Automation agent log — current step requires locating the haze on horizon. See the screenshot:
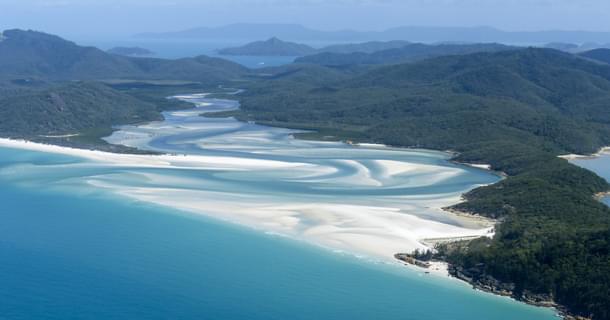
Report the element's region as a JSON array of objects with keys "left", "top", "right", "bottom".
[{"left": 1, "top": 0, "right": 610, "bottom": 40}]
